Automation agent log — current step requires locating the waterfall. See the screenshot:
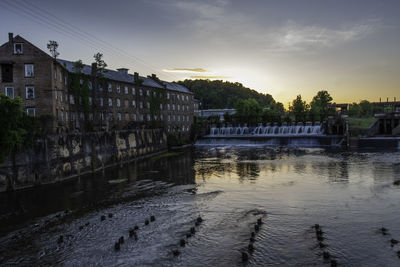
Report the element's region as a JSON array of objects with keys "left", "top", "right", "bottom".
[{"left": 209, "top": 123, "right": 324, "bottom": 136}]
